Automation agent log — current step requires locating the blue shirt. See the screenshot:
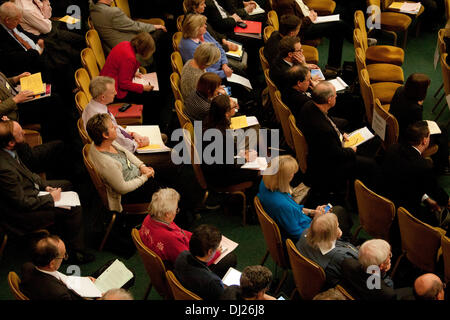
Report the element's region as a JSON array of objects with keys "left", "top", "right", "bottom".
[
  {"left": 178, "top": 31, "right": 228, "bottom": 79},
  {"left": 257, "top": 180, "right": 311, "bottom": 242}
]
